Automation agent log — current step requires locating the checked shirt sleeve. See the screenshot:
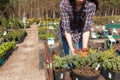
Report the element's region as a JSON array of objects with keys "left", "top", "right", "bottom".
[
  {"left": 60, "top": 2, "right": 71, "bottom": 34},
  {"left": 83, "top": 3, "right": 96, "bottom": 32}
]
